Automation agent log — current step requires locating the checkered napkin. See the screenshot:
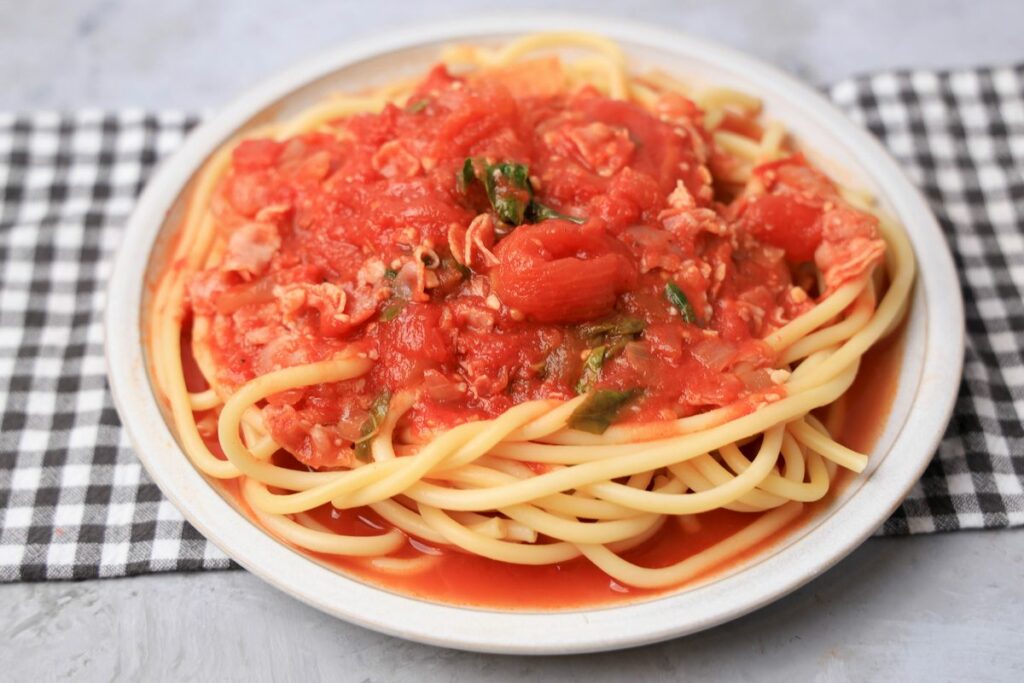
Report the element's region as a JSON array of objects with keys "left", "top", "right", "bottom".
[{"left": 1, "top": 66, "right": 1023, "bottom": 582}]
